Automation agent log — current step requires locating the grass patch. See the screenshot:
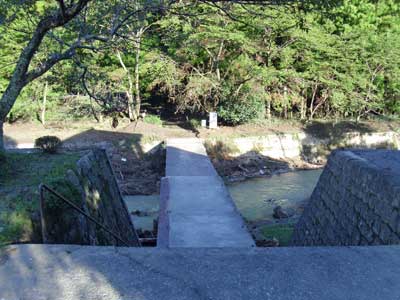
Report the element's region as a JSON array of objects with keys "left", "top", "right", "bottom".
[
  {"left": 260, "top": 224, "right": 294, "bottom": 247},
  {"left": 0, "top": 152, "right": 80, "bottom": 188},
  {"left": 143, "top": 114, "right": 163, "bottom": 126},
  {"left": 0, "top": 152, "right": 81, "bottom": 245}
]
